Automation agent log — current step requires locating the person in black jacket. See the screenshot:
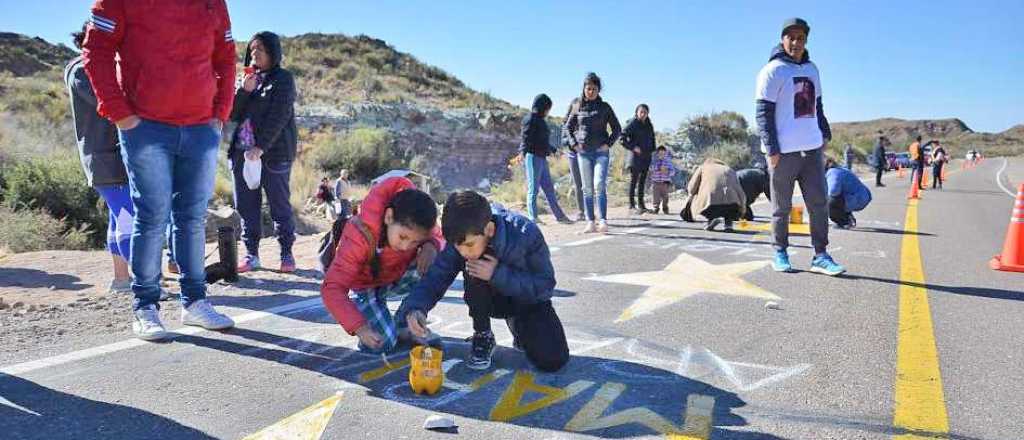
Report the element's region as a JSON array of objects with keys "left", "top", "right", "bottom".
[
  {"left": 229, "top": 31, "right": 299, "bottom": 274},
  {"left": 520, "top": 94, "right": 572, "bottom": 225},
  {"left": 620, "top": 104, "right": 656, "bottom": 215},
  {"left": 736, "top": 165, "right": 771, "bottom": 221},
  {"left": 563, "top": 72, "right": 621, "bottom": 234},
  {"left": 871, "top": 133, "right": 888, "bottom": 187}
]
